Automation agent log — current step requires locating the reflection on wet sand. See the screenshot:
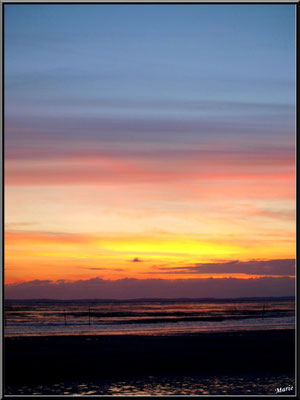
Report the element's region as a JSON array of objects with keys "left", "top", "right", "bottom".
[{"left": 6, "top": 374, "right": 295, "bottom": 396}]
